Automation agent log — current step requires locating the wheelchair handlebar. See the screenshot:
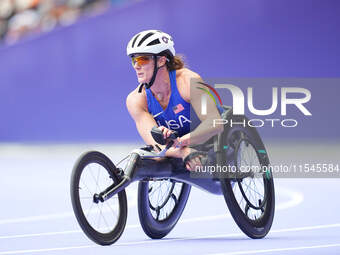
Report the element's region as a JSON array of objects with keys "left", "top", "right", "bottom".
[{"left": 151, "top": 126, "right": 178, "bottom": 150}]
